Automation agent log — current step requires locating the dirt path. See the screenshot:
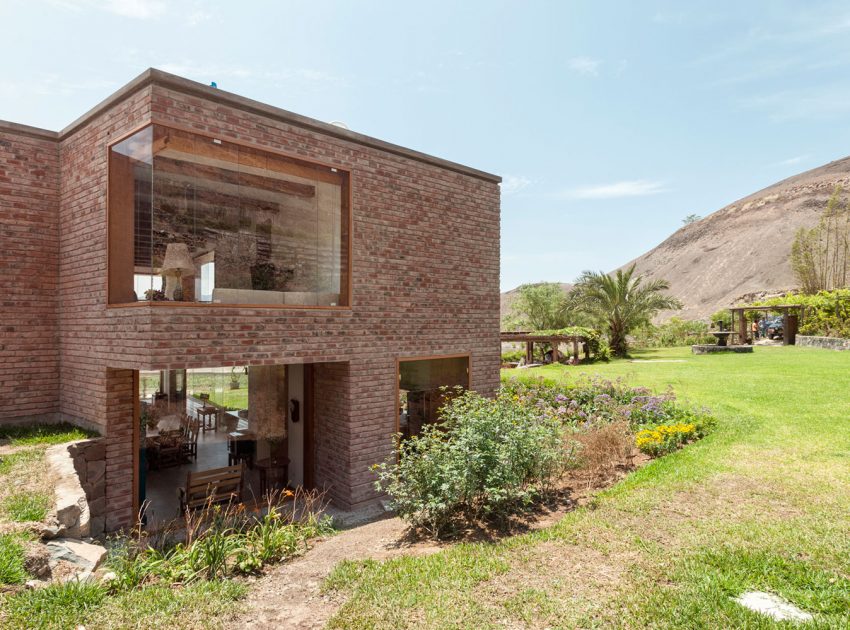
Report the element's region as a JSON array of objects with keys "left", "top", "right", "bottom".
[
  {"left": 228, "top": 516, "right": 445, "bottom": 629},
  {"left": 226, "top": 480, "right": 617, "bottom": 630}
]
